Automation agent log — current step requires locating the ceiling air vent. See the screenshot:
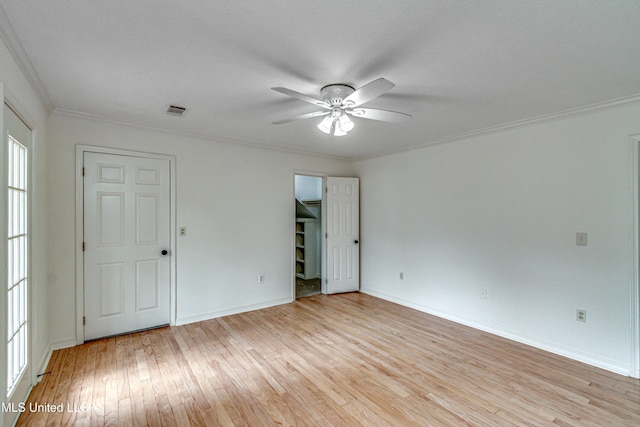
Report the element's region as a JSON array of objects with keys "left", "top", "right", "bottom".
[{"left": 166, "top": 105, "right": 187, "bottom": 116}]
